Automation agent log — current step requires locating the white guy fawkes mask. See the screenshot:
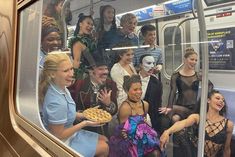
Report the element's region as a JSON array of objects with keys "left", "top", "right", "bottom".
[{"left": 142, "top": 56, "right": 155, "bottom": 72}]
